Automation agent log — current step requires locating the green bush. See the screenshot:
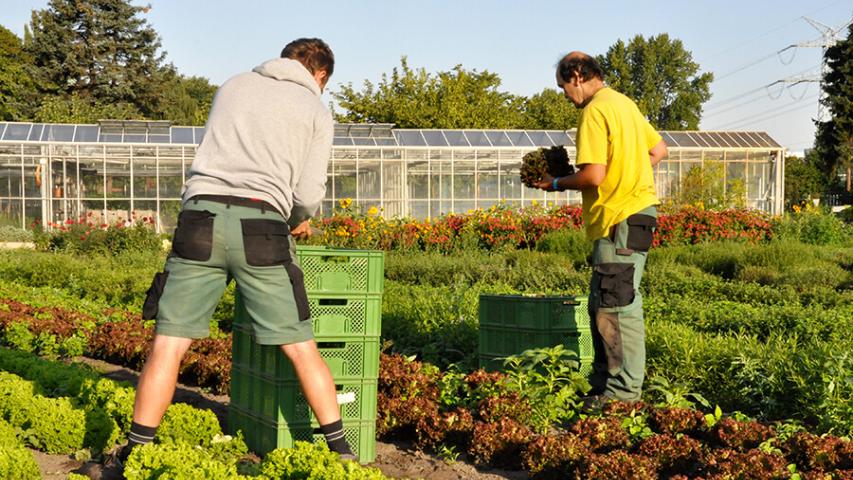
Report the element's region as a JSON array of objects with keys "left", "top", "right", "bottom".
[
  {"left": 0, "top": 226, "right": 34, "bottom": 243},
  {"left": 0, "top": 443, "right": 41, "bottom": 480},
  {"left": 773, "top": 208, "right": 851, "bottom": 245},
  {"left": 0, "top": 371, "right": 87, "bottom": 453},
  {"left": 123, "top": 442, "right": 239, "bottom": 480},
  {"left": 158, "top": 403, "right": 223, "bottom": 448},
  {"left": 534, "top": 228, "right": 591, "bottom": 268},
  {"left": 259, "top": 441, "right": 388, "bottom": 480},
  {"left": 36, "top": 218, "right": 162, "bottom": 256}
]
